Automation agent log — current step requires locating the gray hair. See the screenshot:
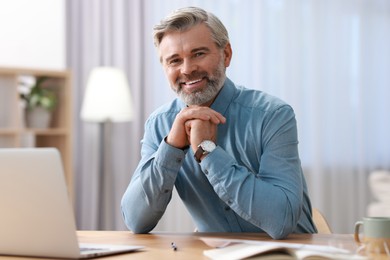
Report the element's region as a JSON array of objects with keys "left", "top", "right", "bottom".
[{"left": 153, "top": 6, "right": 229, "bottom": 49}]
